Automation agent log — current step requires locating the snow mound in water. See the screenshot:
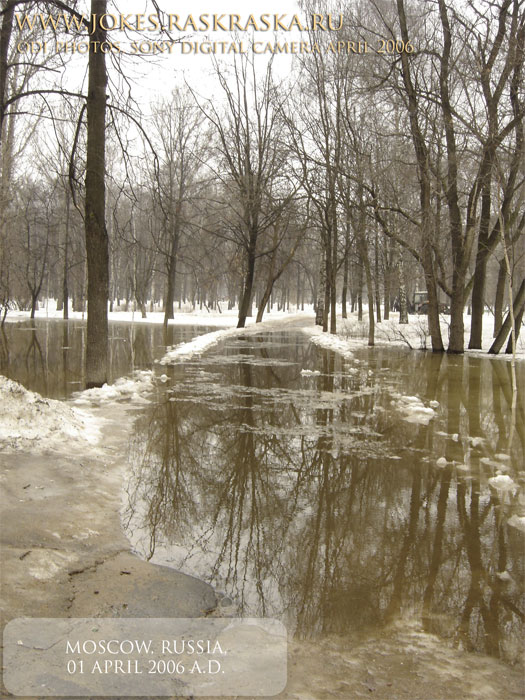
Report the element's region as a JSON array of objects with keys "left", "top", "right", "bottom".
[
  {"left": 392, "top": 393, "right": 436, "bottom": 425},
  {"left": 0, "top": 375, "right": 101, "bottom": 451},
  {"left": 304, "top": 330, "right": 355, "bottom": 360},
  {"left": 72, "top": 370, "right": 154, "bottom": 406}
]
